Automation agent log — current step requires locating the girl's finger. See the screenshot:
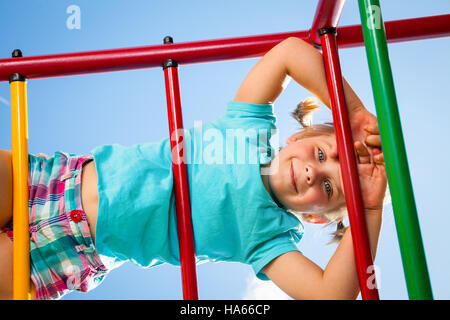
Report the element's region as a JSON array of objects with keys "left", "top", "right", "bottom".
[
  {"left": 365, "top": 134, "right": 382, "bottom": 148},
  {"left": 355, "top": 141, "right": 371, "bottom": 164},
  {"left": 355, "top": 141, "right": 369, "bottom": 156},
  {"left": 374, "top": 152, "right": 384, "bottom": 164},
  {"left": 365, "top": 125, "right": 379, "bottom": 134}
]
